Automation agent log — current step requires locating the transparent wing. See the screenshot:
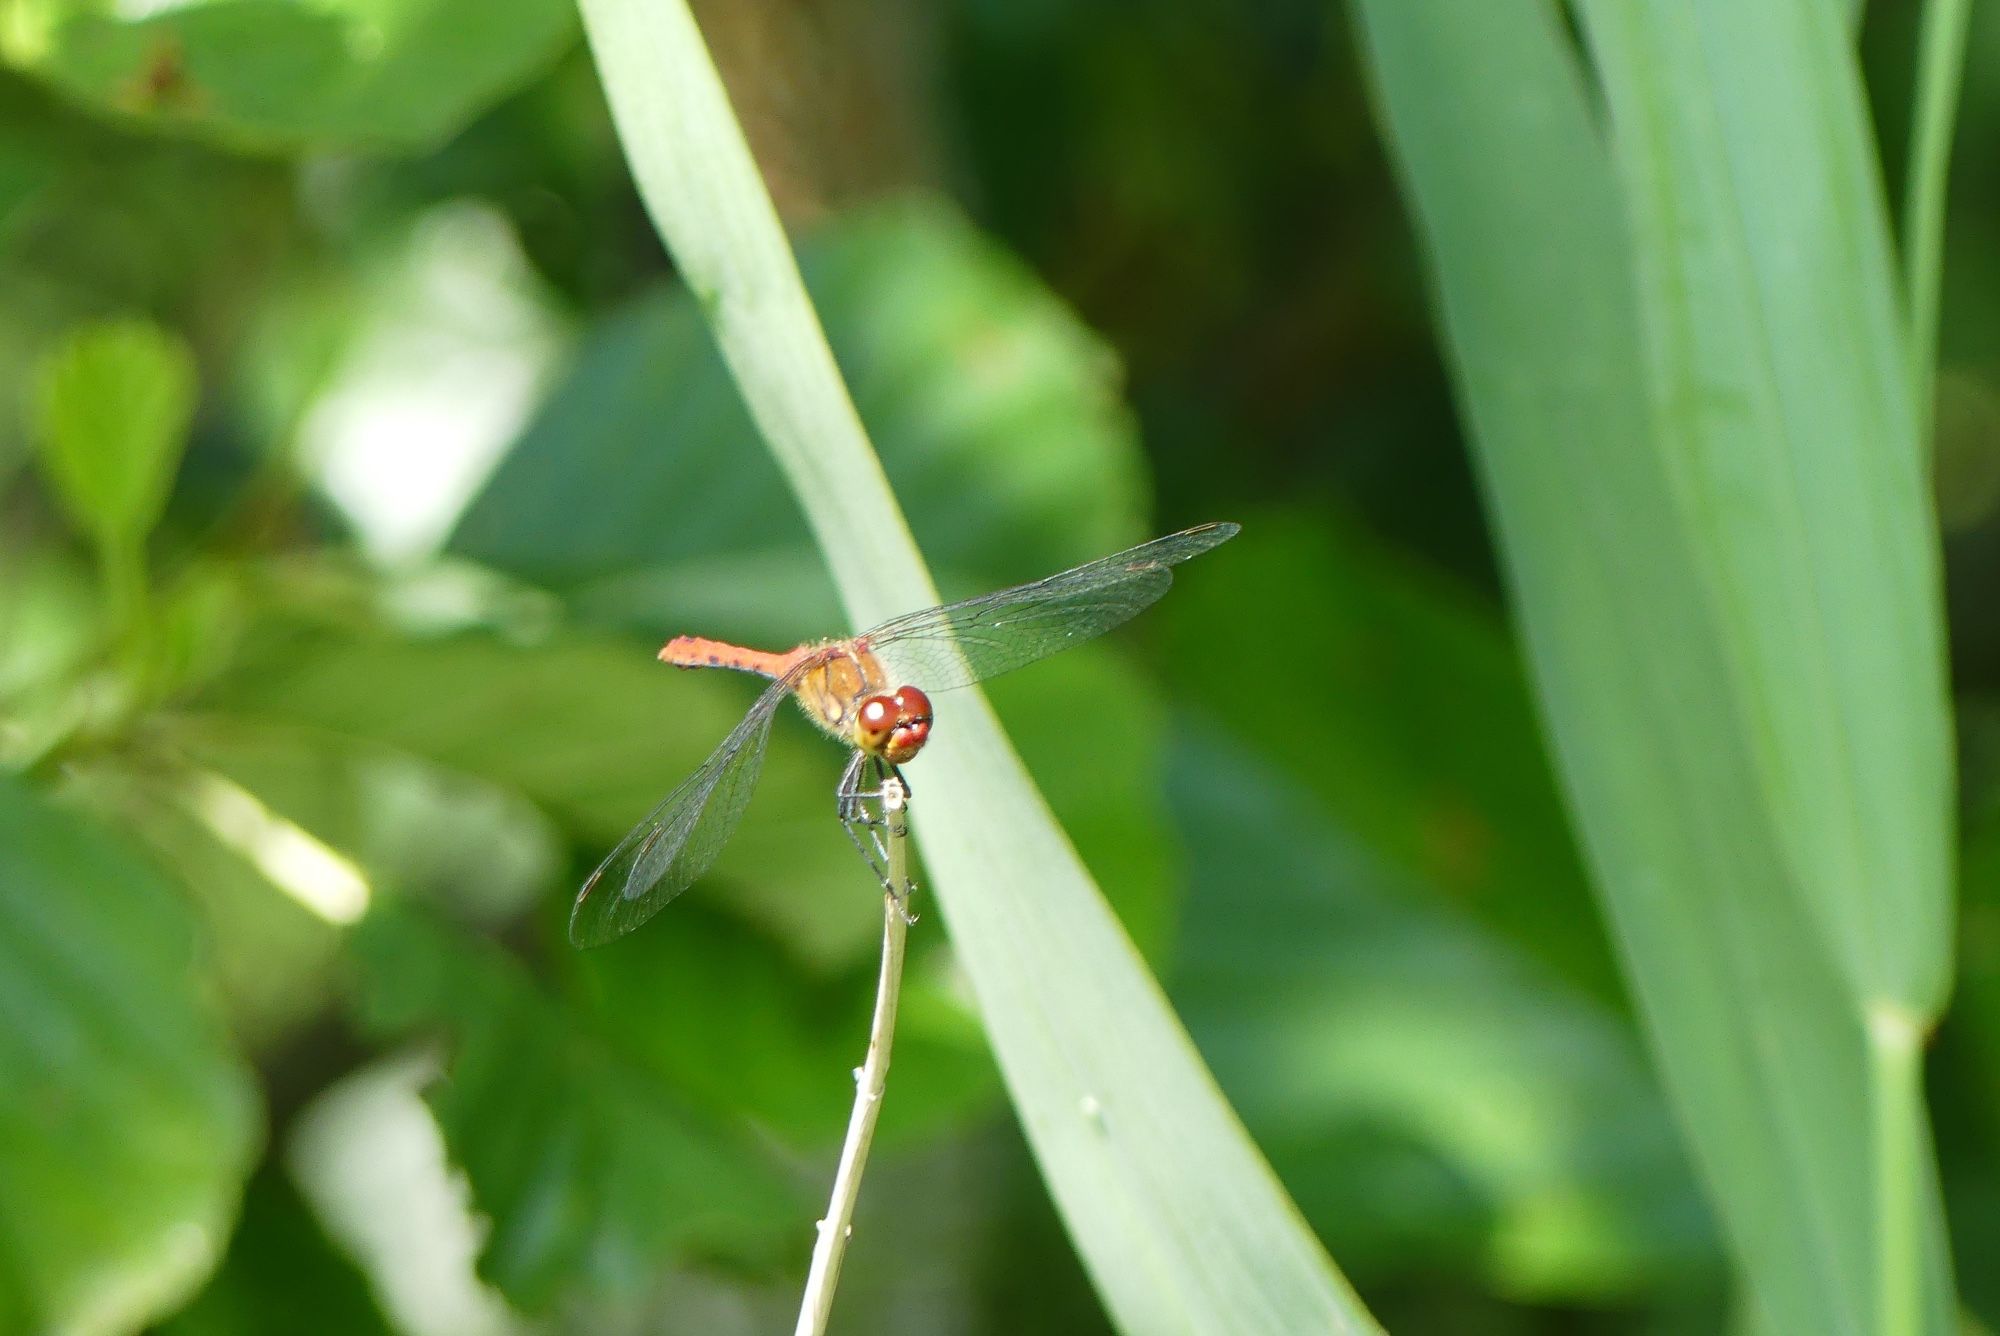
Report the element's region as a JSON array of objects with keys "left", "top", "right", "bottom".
[
  {"left": 861, "top": 522, "right": 1239, "bottom": 692},
  {"left": 569, "top": 675, "right": 795, "bottom": 947}
]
